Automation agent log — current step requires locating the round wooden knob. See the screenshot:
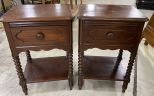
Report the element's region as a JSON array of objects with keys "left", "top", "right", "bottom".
[
  {"left": 36, "top": 32, "right": 44, "bottom": 40},
  {"left": 106, "top": 32, "right": 115, "bottom": 40}
]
